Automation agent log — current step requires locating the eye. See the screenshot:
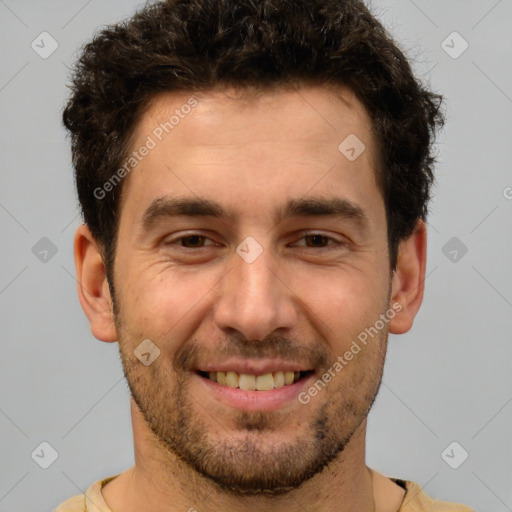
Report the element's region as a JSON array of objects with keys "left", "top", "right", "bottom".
[
  {"left": 291, "top": 233, "right": 343, "bottom": 249},
  {"left": 165, "top": 233, "right": 219, "bottom": 249},
  {"left": 301, "top": 234, "right": 332, "bottom": 248},
  {"left": 180, "top": 235, "right": 209, "bottom": 248}
]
